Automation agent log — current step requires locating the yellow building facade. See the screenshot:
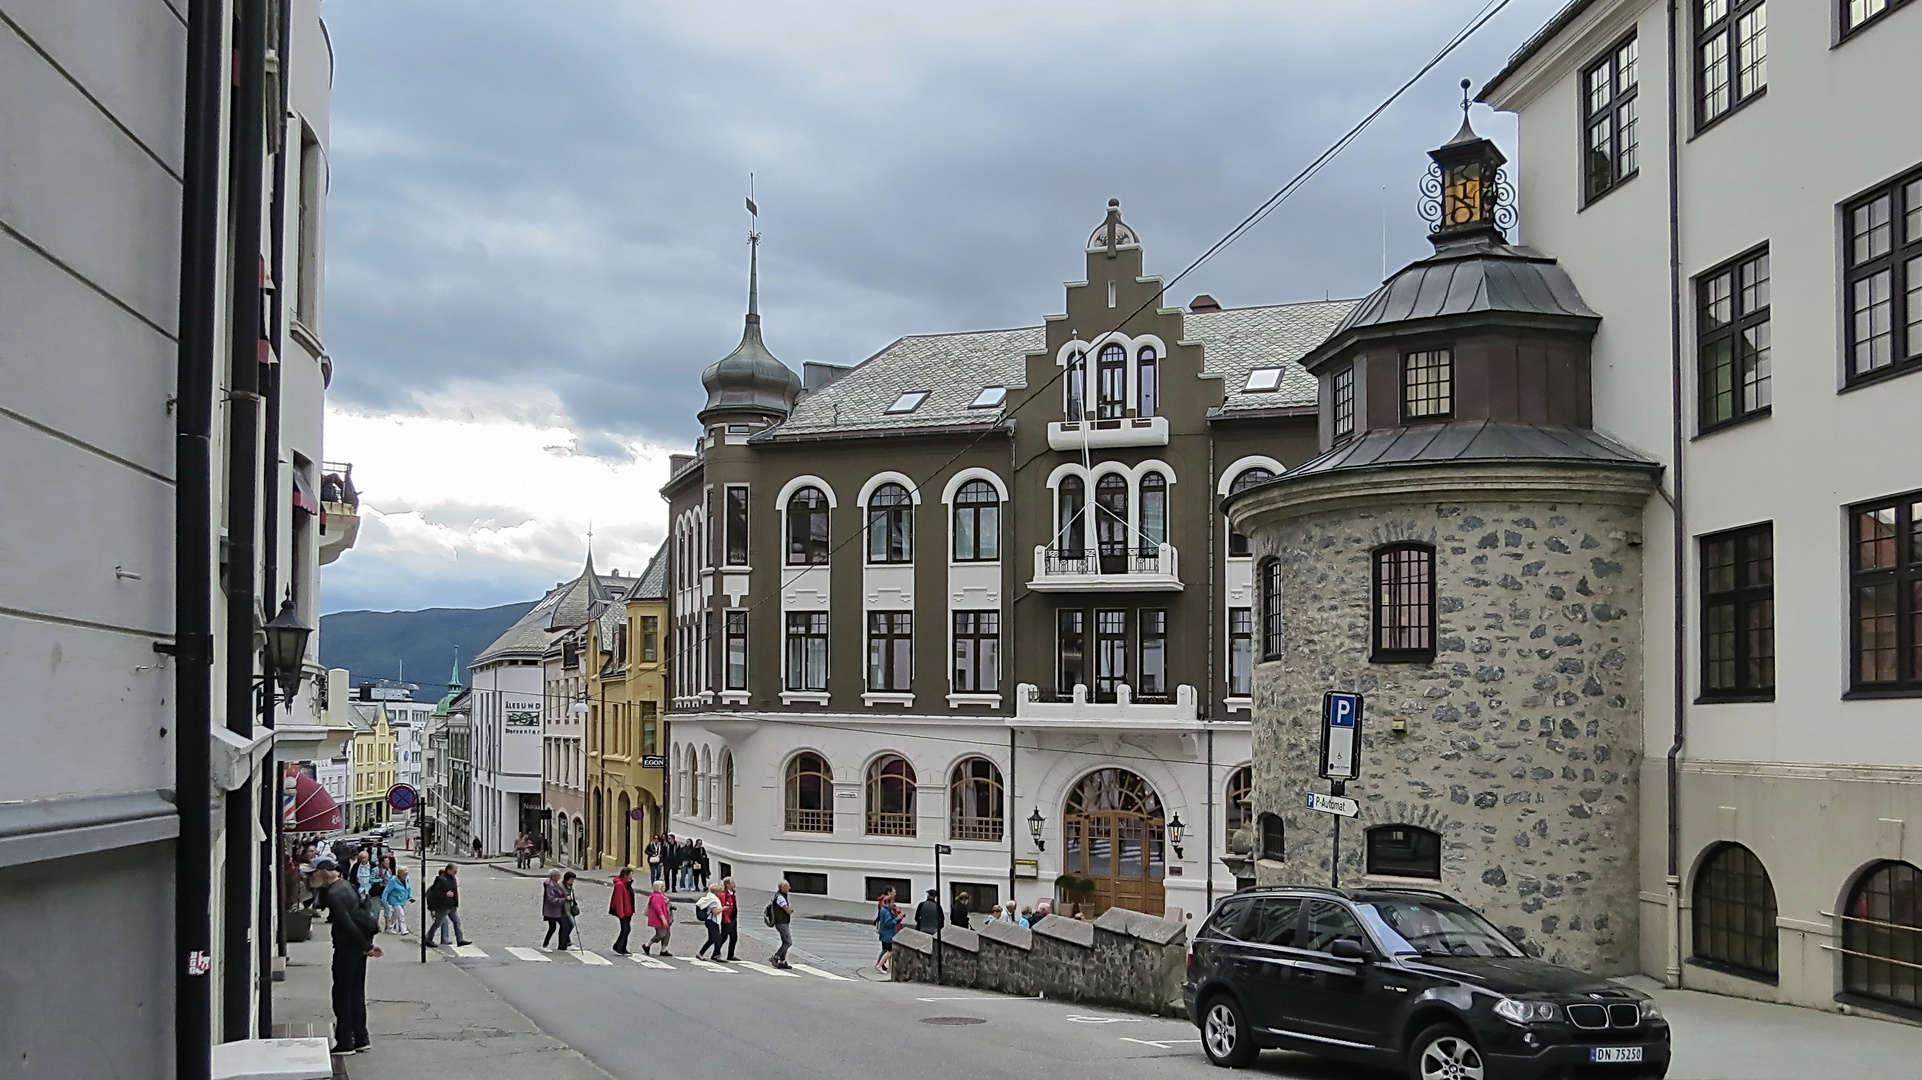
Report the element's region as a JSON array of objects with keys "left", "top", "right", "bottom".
[
  {"left": 351, "top": 704, "right": 399, "bottom": 831},
  {"left": 585, "top": 551, "right": 668, "bottom": 869}
]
